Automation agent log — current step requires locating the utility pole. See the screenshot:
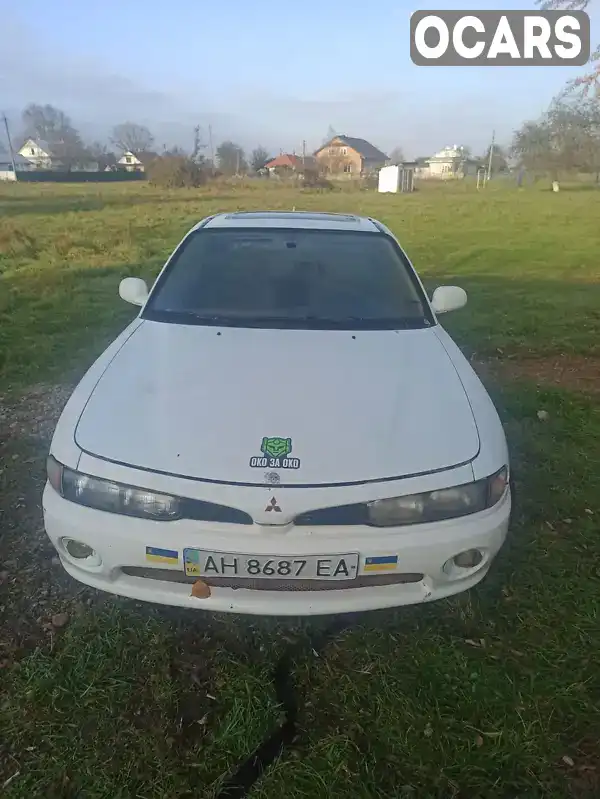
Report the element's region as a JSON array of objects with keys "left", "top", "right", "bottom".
[
  {"left": 236, "top": 147, "right": 240, "bottom": 175},
  {"left": 2, "top": 113, "right": 17, "bottom": 174},
  {"left": 486, "top": 129, "right": 495, "bottom": 183},
  {"left": 302, "top": 139, "right": 306, "bottom": 170},
  {"left": 208, "top": 124, "right": 214, "bottom": 171}
]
